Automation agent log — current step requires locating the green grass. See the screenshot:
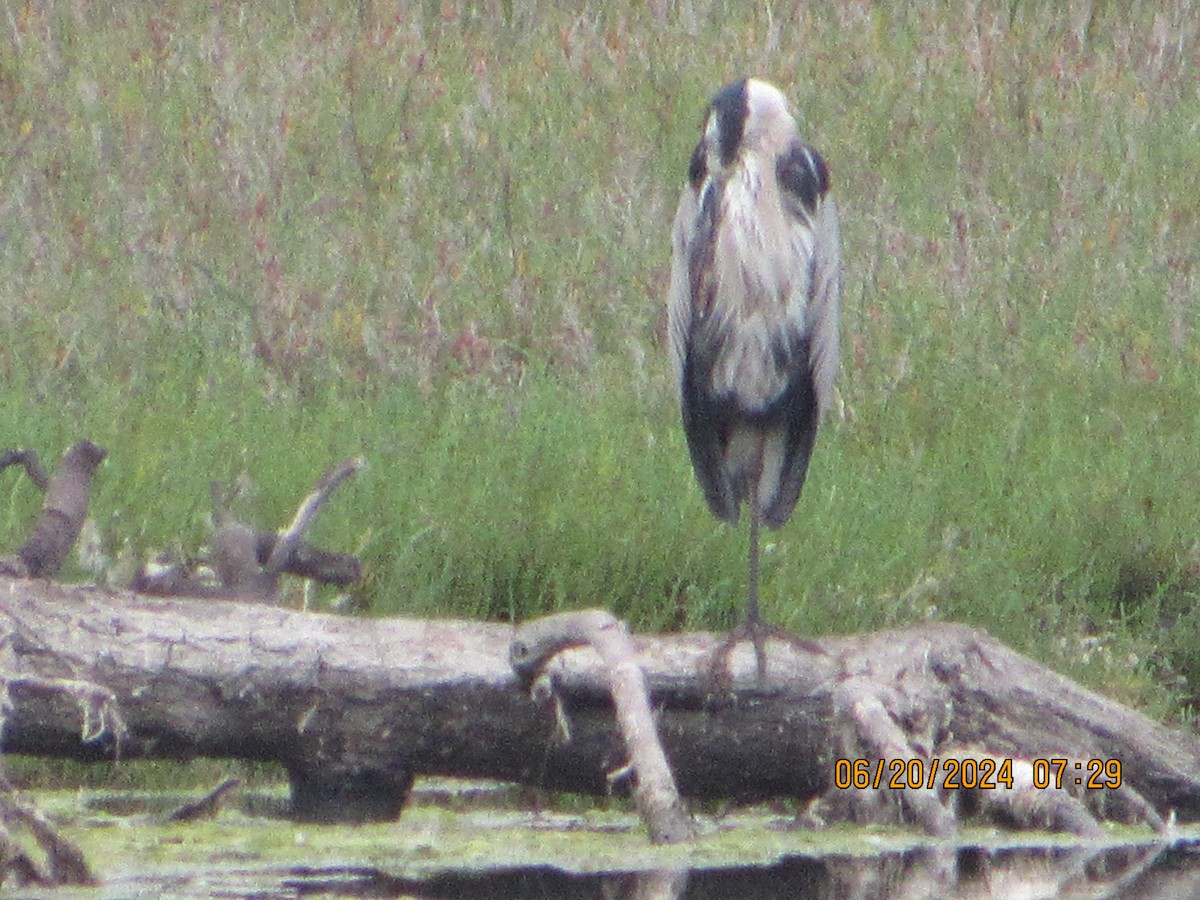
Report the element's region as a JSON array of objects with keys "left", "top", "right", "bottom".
[{"left": 3, "top": 1, "right": 1200, "bottom": 720}]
